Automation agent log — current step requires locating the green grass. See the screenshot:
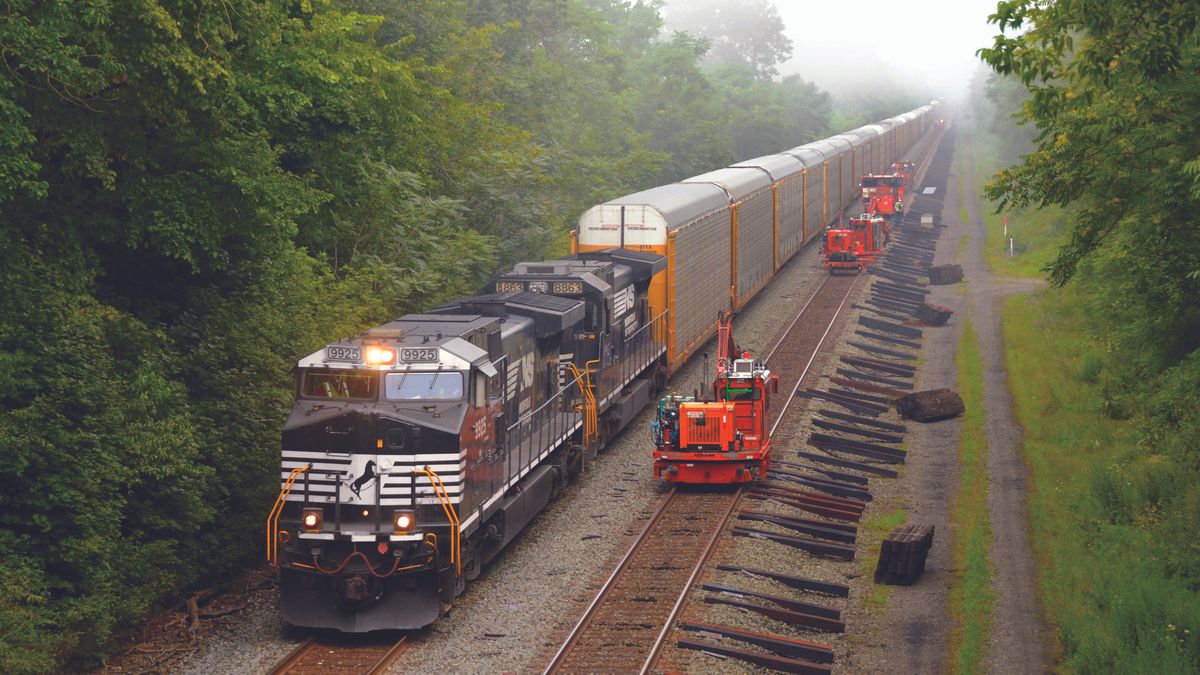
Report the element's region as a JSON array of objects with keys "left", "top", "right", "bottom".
[
  {"left": 970, "top": 129, "right": 1067, "bottom": 279},
  {"left": 1002, "top": 290, "right": 1200, "bottom": 672},
  {"left": 957, "top": 146, "right": 970, "bottom": 224},
  {"left": 948, "top": 320, "right": 996, "bottom": 674},
  {"left": 860, "top": 508, "right": 907, "bottom": 609}
]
